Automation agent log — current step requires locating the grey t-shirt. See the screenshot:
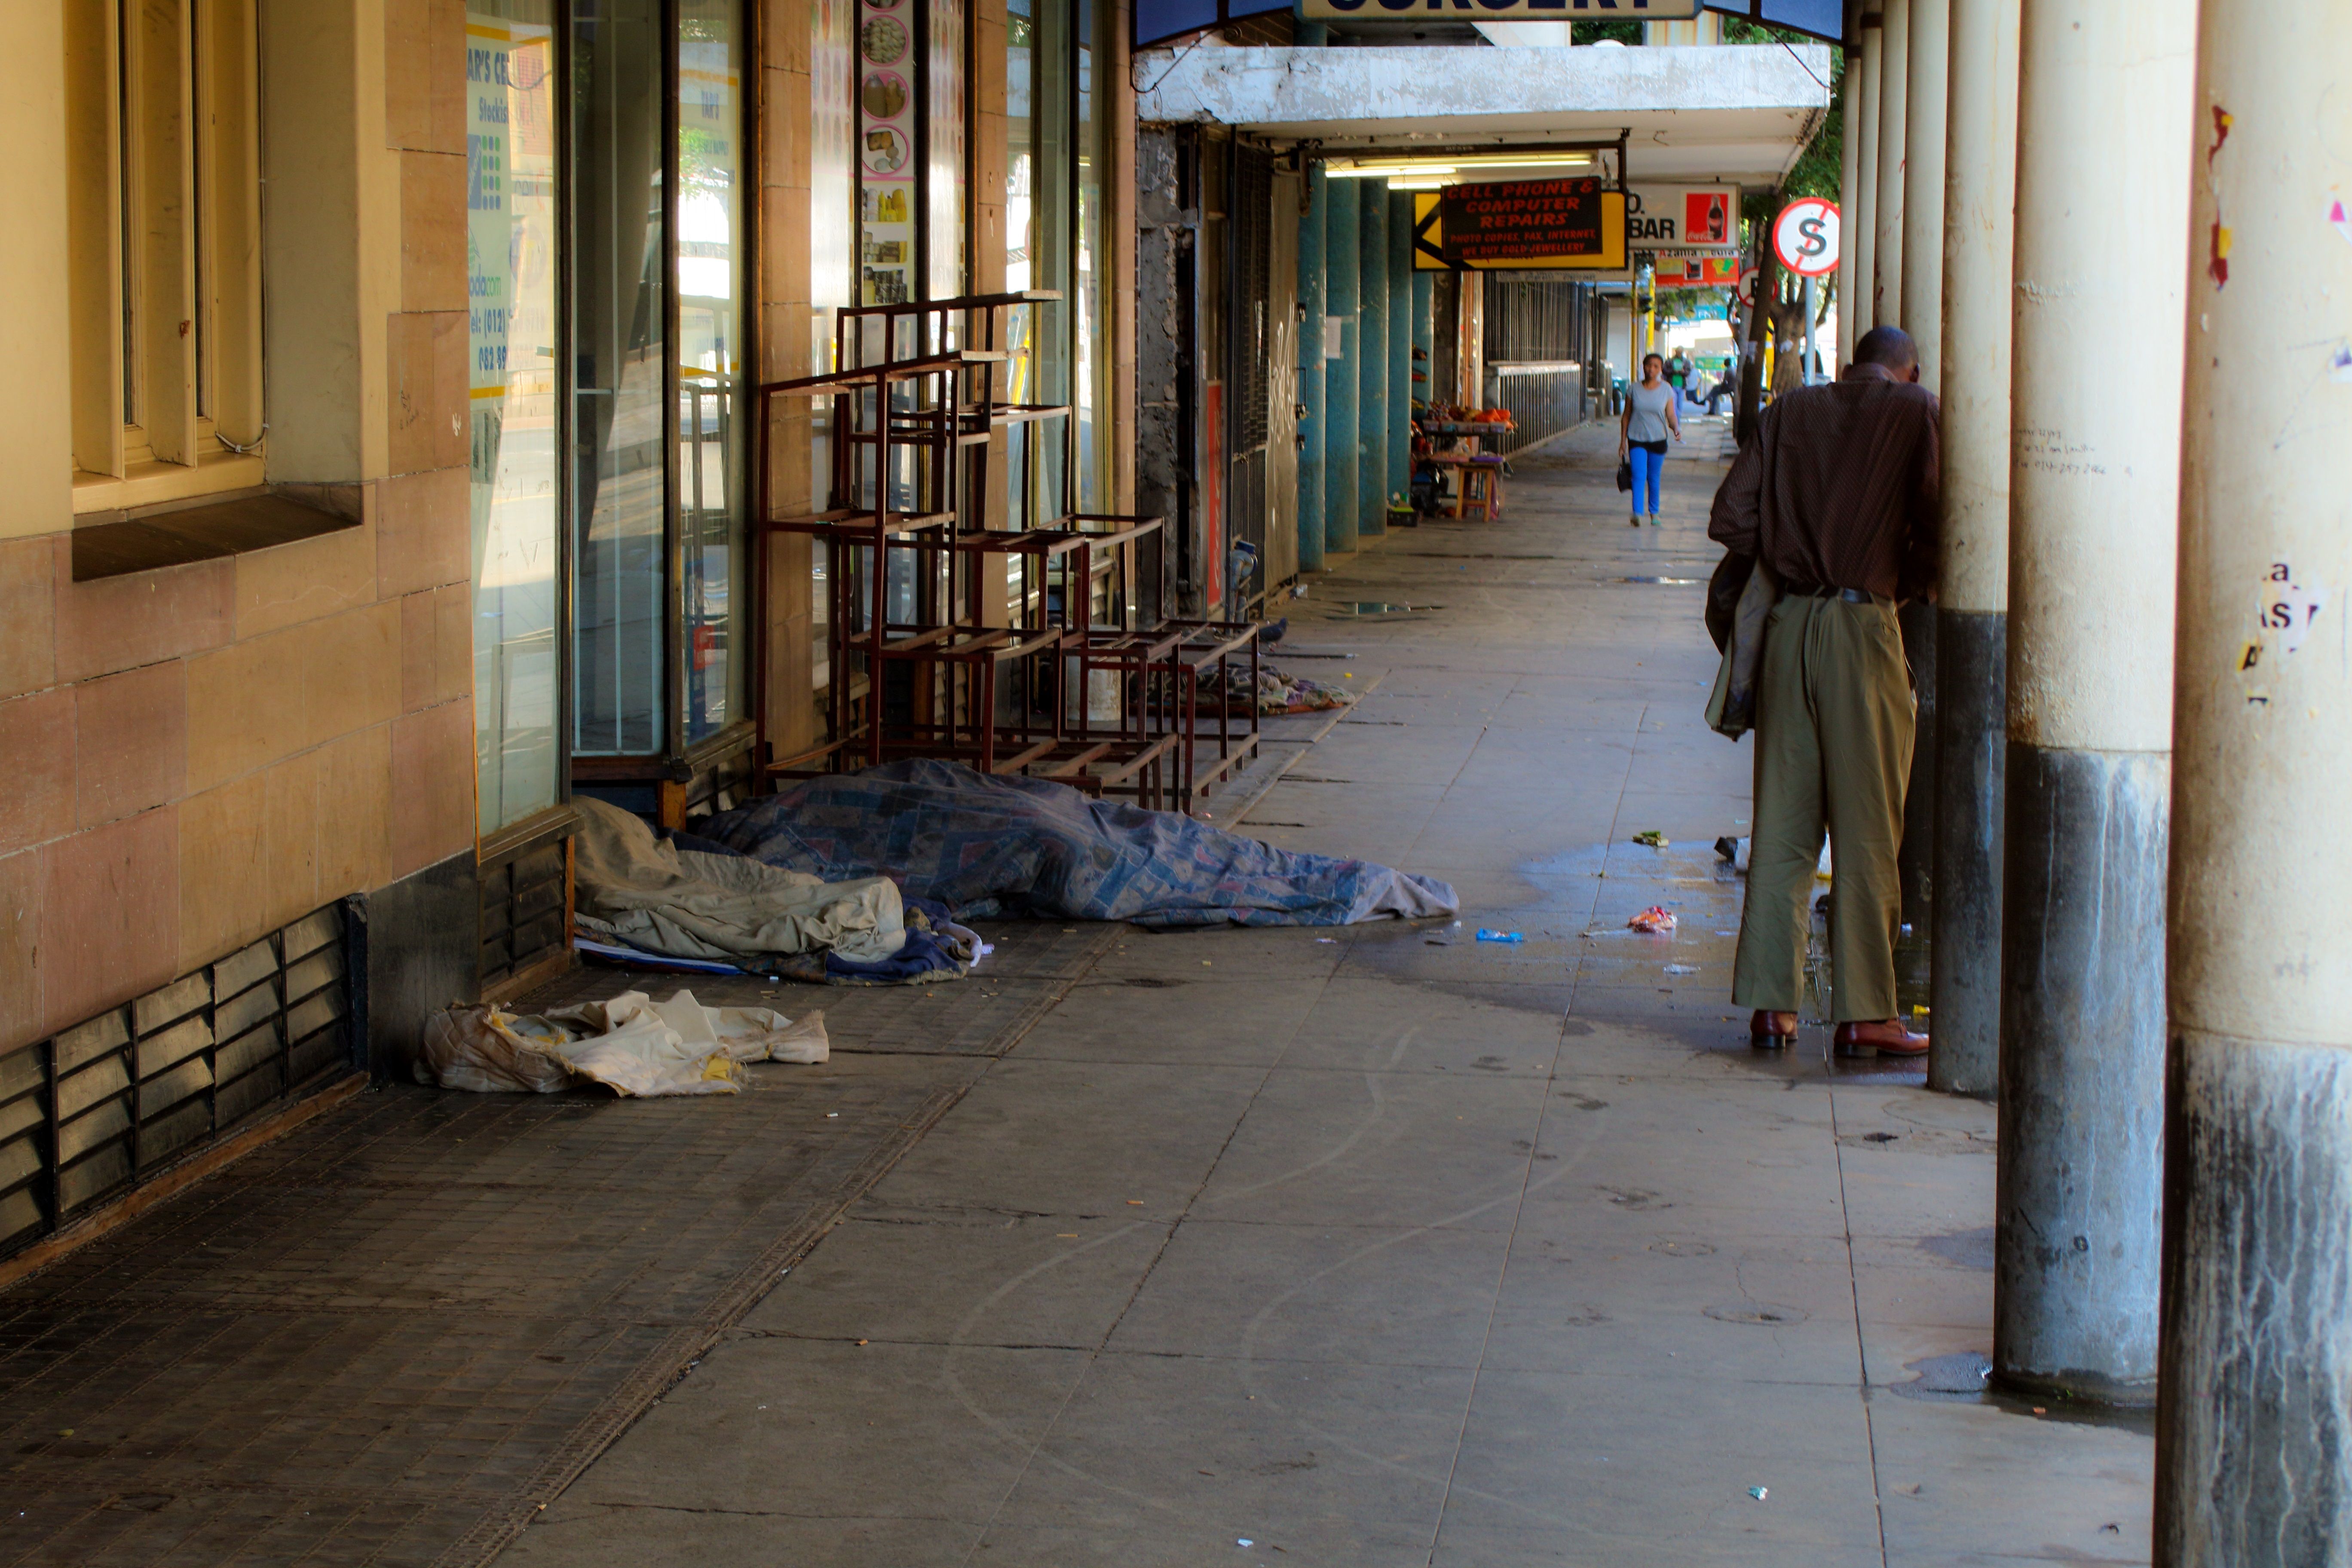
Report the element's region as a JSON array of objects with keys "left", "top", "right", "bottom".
[{"left": 1626, "top": 380, "right": 1676, "bottom": 444}]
